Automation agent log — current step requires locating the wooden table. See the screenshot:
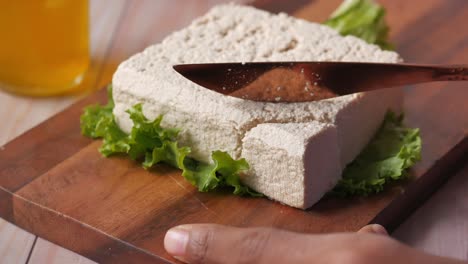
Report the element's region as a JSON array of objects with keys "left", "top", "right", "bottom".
[{"left": 0, "top": 0, "right": 467, "bottom": 263}]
